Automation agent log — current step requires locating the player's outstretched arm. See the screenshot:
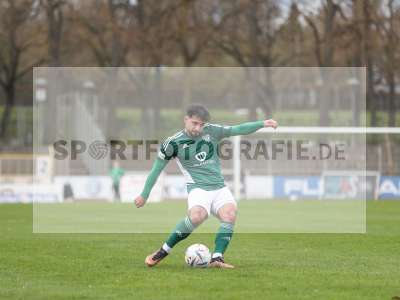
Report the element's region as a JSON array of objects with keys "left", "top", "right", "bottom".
[
  {"left": 134, "top": 158, "right": 168, "bottom": 208},
  {"left": 229, "top": 119, "right": 278, "bottom": 136}
]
